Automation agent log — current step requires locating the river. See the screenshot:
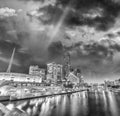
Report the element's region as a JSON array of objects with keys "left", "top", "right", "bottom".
[{"left": 1, "top": 91, "right": 120, "bottom": 116}]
